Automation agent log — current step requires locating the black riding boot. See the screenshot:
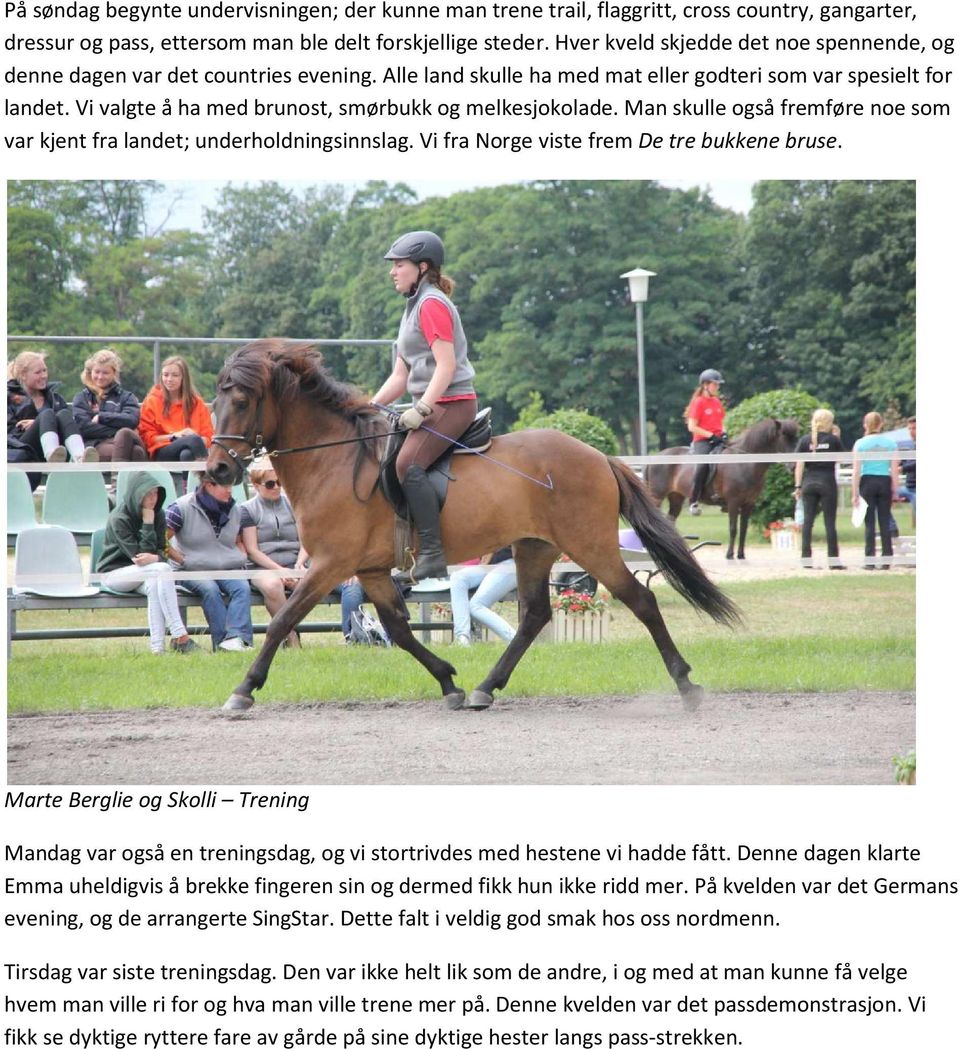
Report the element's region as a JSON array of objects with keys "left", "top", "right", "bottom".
[
  {"left": 397, "top": 465, "right": 448, "bottom": 583},
  {"left": 689, "top": 464, "right": 708, "bottom": 515}
]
